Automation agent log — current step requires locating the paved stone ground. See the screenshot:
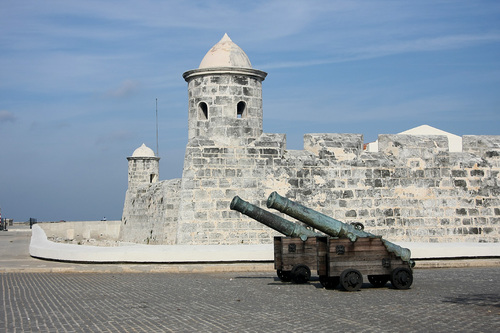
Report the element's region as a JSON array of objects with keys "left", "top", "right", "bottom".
[{"left": 1, "top": 267, "right": 499, "bottom": 332}]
